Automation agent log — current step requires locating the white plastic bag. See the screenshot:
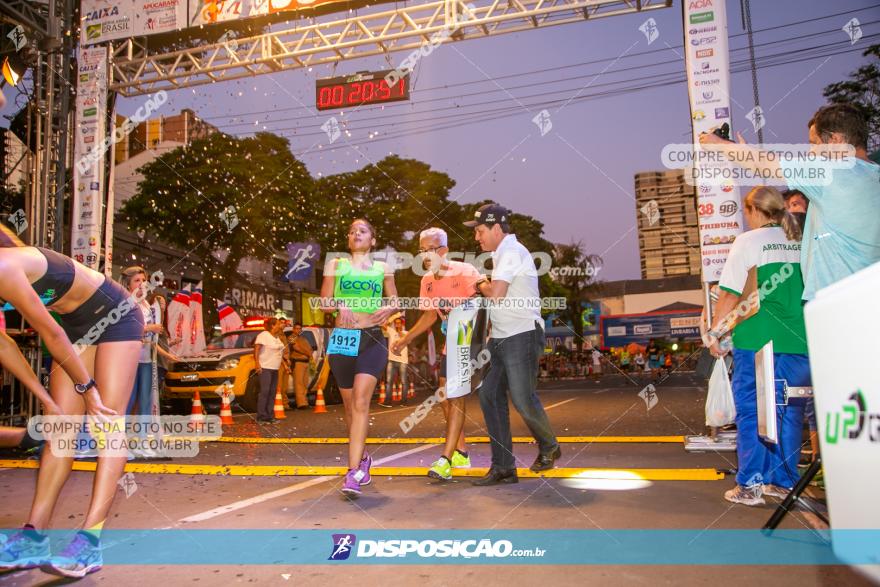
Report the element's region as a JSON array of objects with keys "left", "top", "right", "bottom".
[{"left": 706, "top": 358, "right": 736, "bottom": 427}]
